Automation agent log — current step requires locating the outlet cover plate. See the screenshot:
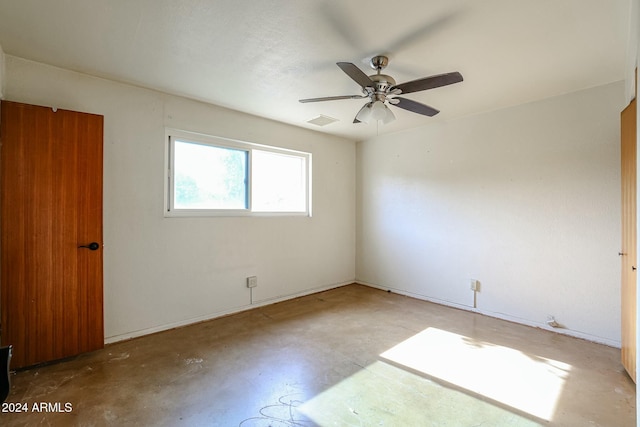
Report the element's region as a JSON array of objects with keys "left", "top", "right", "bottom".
[{"left": 247, "top": 276, "right": 258, "bottom": 288}]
